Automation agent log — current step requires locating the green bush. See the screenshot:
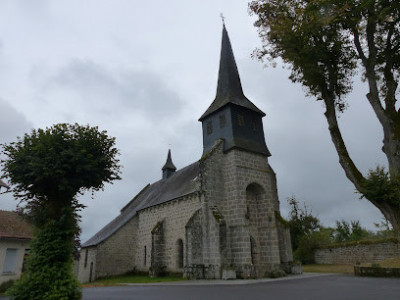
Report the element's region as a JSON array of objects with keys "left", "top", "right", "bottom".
[
  {"left": 6, "top": 214, "right": 81, "bottom": 300},
  {"left": 0, "top": 280, "right": 15, "bottom": 293},
  {"left": 294, "top": 228, "right": 333, "bottom": 264}
]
